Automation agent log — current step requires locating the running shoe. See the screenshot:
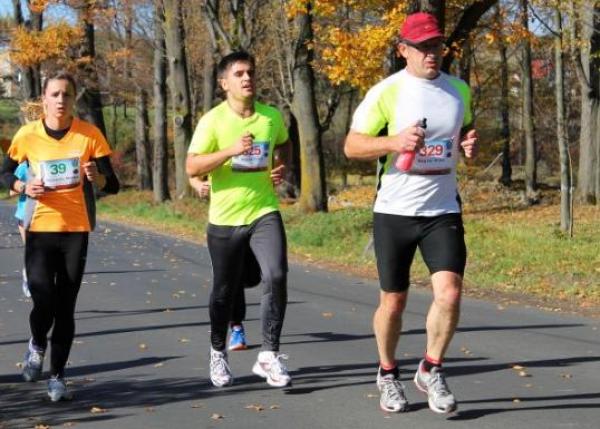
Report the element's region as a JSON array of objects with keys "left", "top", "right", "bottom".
[
  {"left": 376, "top": 370, "right": 409, "bottom": 412},
  {"left": 47, "top": 376, "right": 73, "bottom": 402},
  {"left": 414, "top": 359, "right": 457, "bottom": 413},
  {"left": 22, "top": 340, "right": 44, "bottom": 382},
  {"left": 252, "top": 351, "right": 291, "bottom": 388},
  {"left": 209, "top": 348, "right": 233, "bottom": 387},
  {"left": 22, "top": 268, "right": 31, "bottom": 298},
  {"left": 228, "top": 325, "right": 248, "bottom": 351}
]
